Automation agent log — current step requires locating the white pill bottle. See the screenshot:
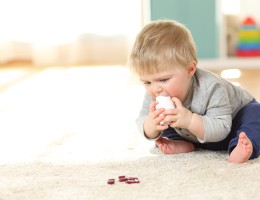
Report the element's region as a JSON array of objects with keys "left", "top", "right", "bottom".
[{"left": 155, "top": 96, "right": 175, "bottom": 110}]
